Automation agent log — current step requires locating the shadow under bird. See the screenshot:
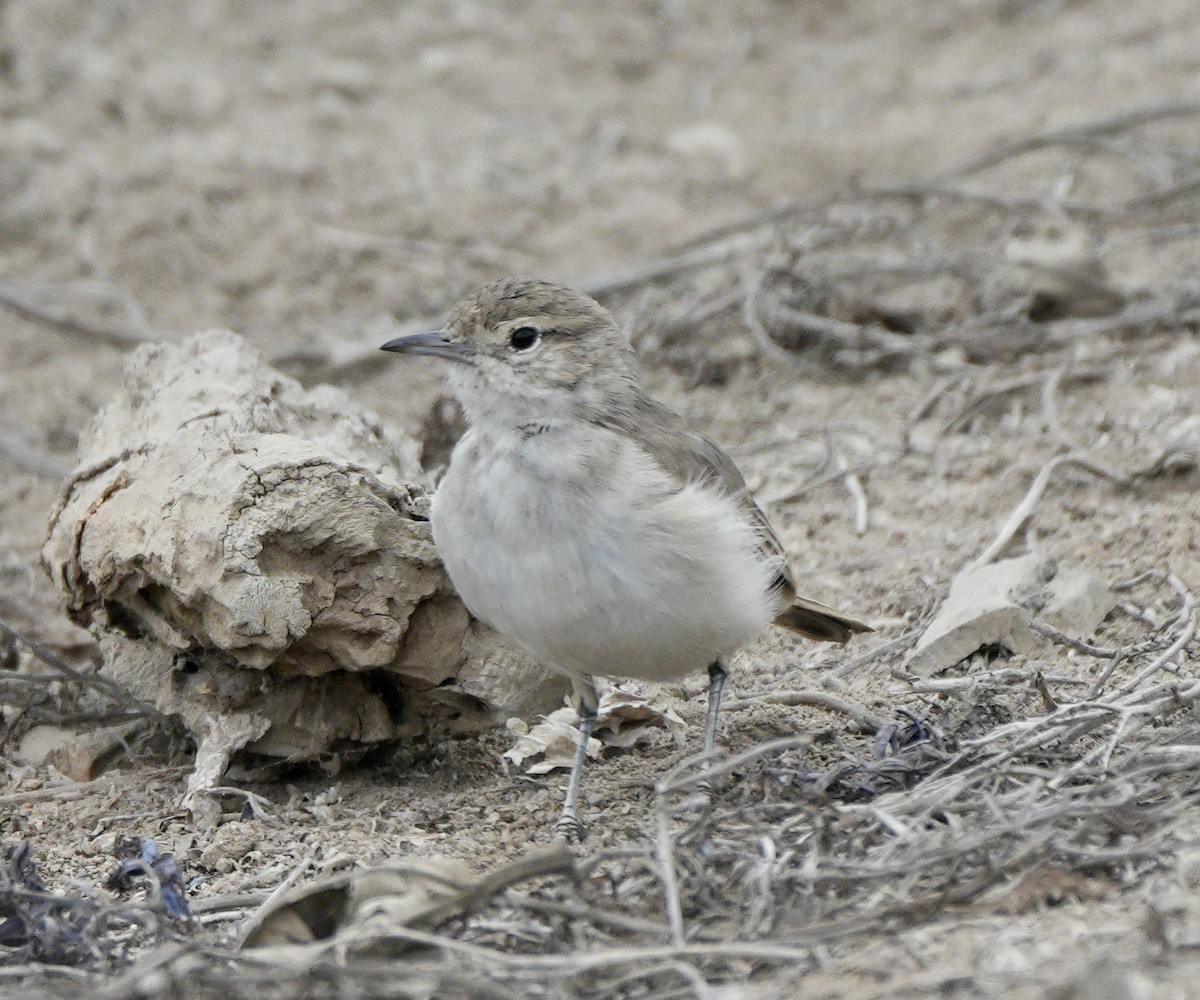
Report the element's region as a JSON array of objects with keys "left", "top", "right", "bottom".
[{"left": 381, "top": 277, "right": 870, "bottom": 841}]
